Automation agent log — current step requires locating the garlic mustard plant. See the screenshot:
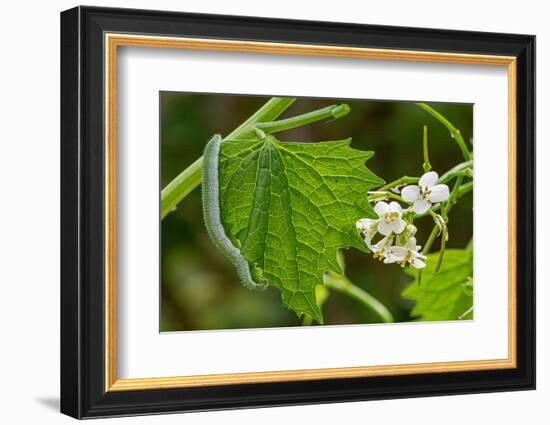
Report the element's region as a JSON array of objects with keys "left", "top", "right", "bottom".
[{"left": 161, "top": 98, "right": 473, "bottom": 324}]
